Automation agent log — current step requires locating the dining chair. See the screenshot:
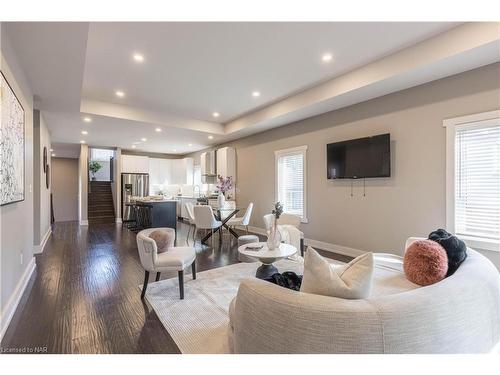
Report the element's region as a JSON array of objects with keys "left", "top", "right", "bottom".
[
  {"left": 227, "top": 202, "right": 253, "bottom": 233},
  {"left": 184, "top": 201, "right": 196, "bottom": 245},
  {"left": 193, "top": 205, "right": 222, "bottom": 248}
]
